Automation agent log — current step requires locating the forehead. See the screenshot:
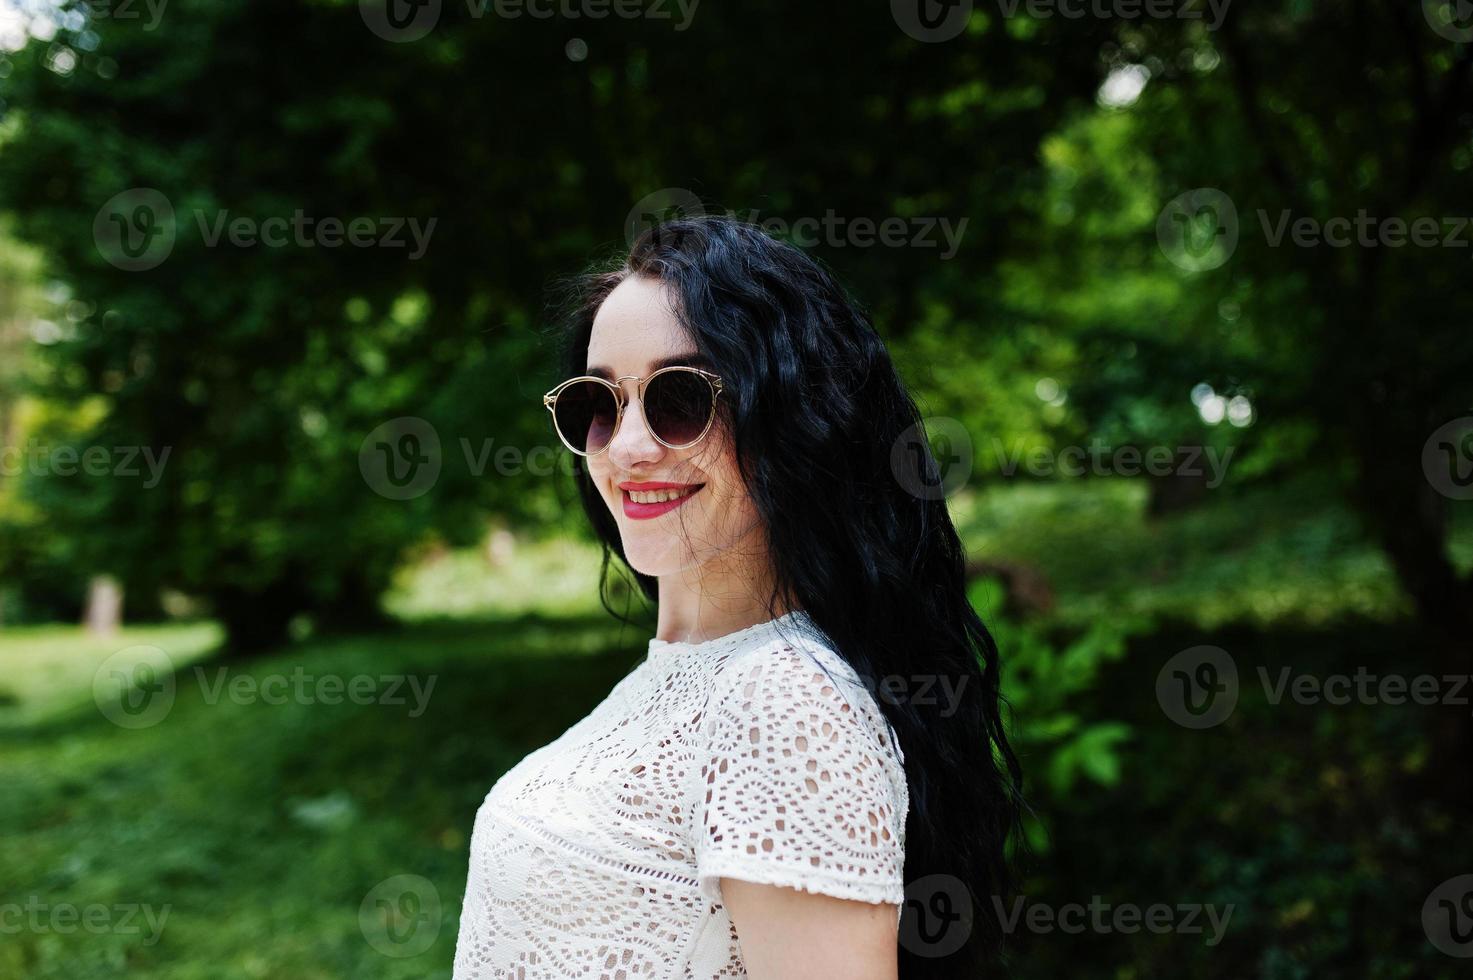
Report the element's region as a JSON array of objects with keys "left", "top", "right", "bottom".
[{"left": 585, "top": 276, "right": 704, "bottom": 377}]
